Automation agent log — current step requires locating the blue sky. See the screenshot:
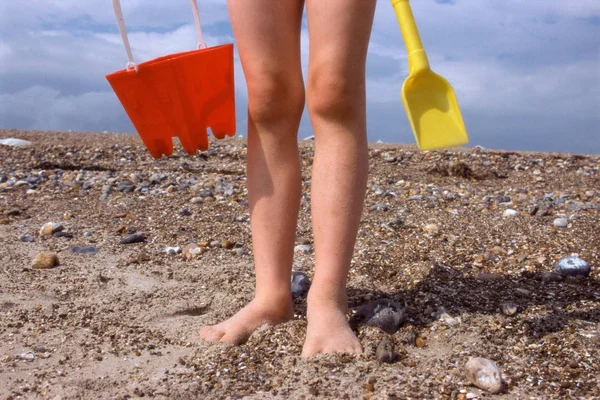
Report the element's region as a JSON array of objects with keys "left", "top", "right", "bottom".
[{"left": 0, "top": 0, "right": 599, "bottom": 153}]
